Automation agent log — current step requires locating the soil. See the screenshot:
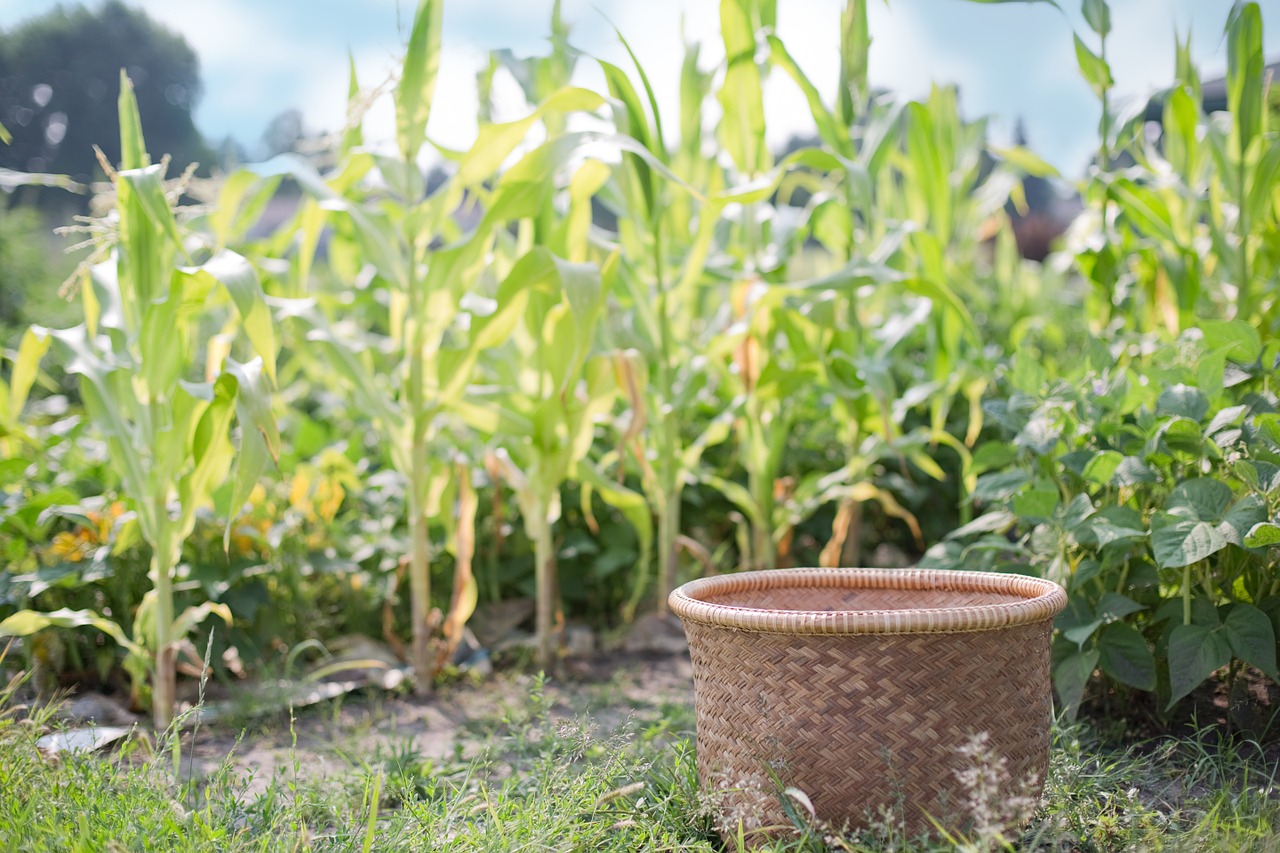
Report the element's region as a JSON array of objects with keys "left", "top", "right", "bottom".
[{"left": 178, "top": 650, "right": 697, "bottom": 796}]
